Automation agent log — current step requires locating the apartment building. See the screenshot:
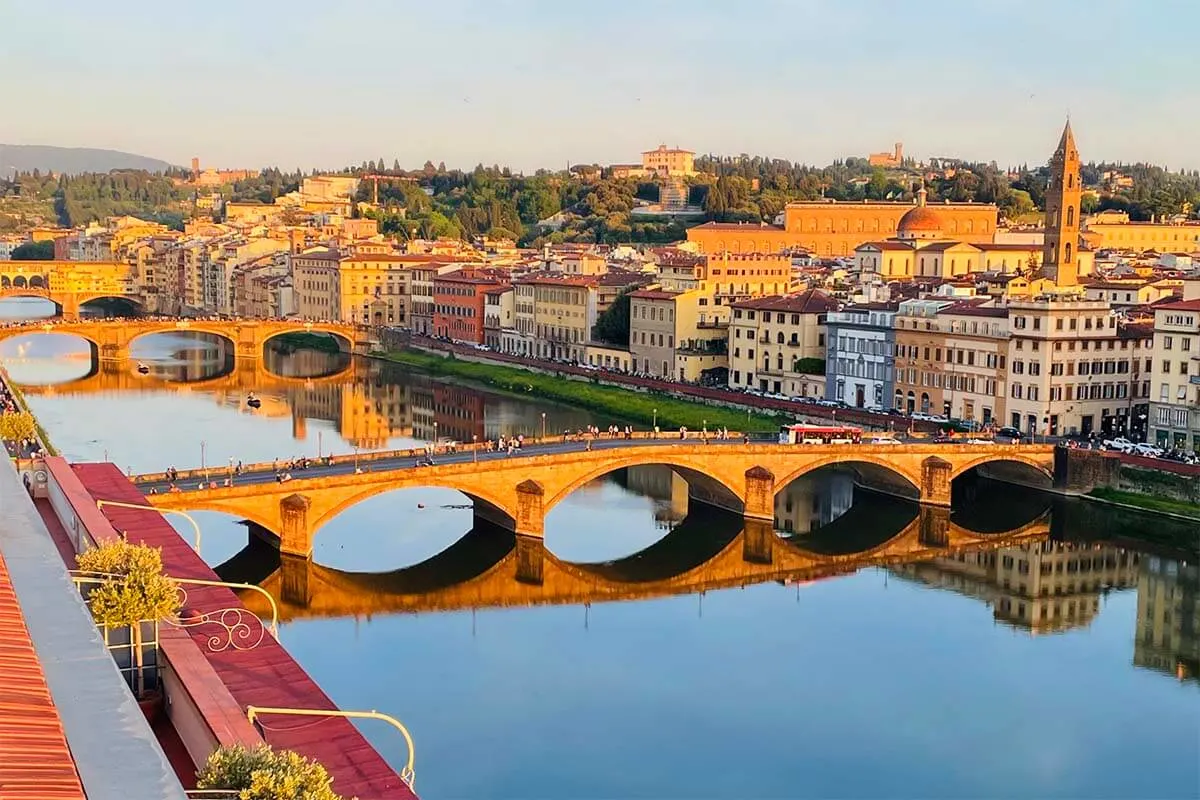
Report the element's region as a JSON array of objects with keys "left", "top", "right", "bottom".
[
  {"left": 824, "top": 304, "right": 898, "bottom": 409},
  {"left": 727, "top": 290, "right": 835, "bottom": 397},
  {"left": 1148, "top": 299, "right": 1200, "bottom": 450},
  {"left": 627, "top": 287, "right": 734, "bottom": 382},
  {"left": 1005, "top": 299, "right": 1152, "bottom": 437},
  {"left": 522, "top": 274, "right": 598, "bottom": 362},
  {"left": 433, "top": 270, "right": 508, "bottom": 345},
  {"left": 338, "top": 254, "right": 411, "bottom": 326},
  {"left": 629, "top": 289, "right": 682, "bottom": 378},
  {"left": 483, "top": 286, "right": 514, "bottom": 350},
  {"left": 232, "top": 256, "right": 293, "bottom": 318},
  {"left": 409, "top": 262, "right": 464, "bottom": 336},
  {"left": 291, "top": 248, "right": 341, "bottom": 320},
  {"left": 893, "top": 299, "right": 1009, "bottom": 424}
]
